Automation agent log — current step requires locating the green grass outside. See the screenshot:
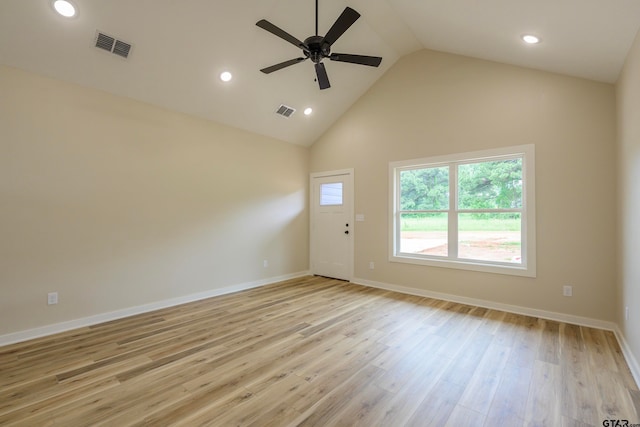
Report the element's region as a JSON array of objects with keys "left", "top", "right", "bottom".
[{"left": 401, "top": 214, "right": 521, "bottom": 232}]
